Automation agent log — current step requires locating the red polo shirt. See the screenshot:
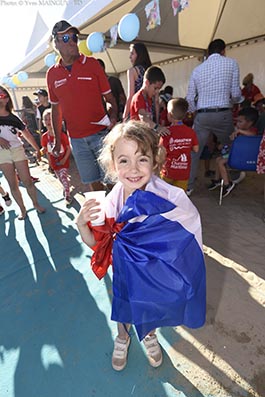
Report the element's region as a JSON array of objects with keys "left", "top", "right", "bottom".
[
  {"left": 130, "top": 89, "right": 152, "bottom": 120},
  {"left": 47, "top": 55, "right": 111, "bottom": 138}
]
